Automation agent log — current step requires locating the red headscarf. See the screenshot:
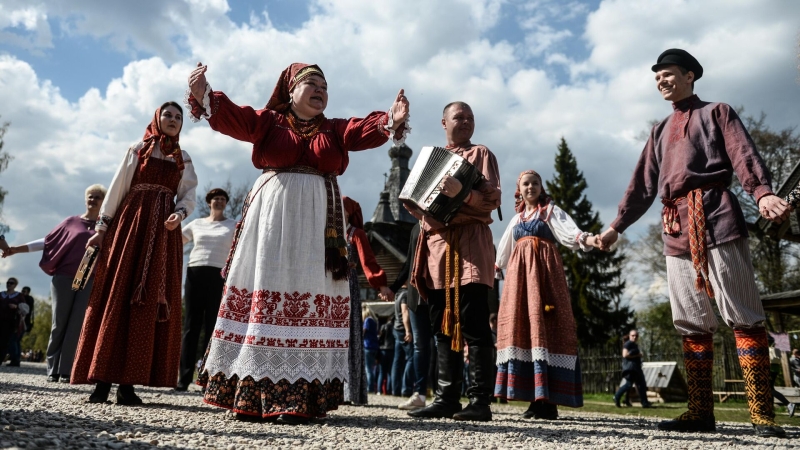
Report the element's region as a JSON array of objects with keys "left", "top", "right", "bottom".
[
  {"left": 265, "top": 63, "right": 326, "bottom": 112},
  {"left": 140, "top": 103, "right": 184, "bottom": 171},
  {"left": 342, "top": 196, "right": 364, "bottom": 229},
  {"left": 515, "top": 170, "right": 551, "bottom": 214}
]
